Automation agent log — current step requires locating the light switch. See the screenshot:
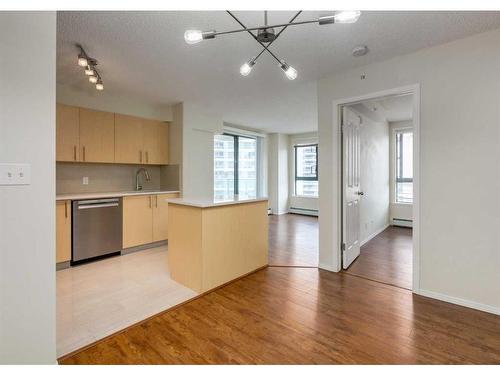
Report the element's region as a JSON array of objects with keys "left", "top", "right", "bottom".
[
  {"left": 0, "top": 163, "right": 31, "bottom": 185},
  {"left": 82, "top": 176, "right": 89, "bottom": 185}
]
